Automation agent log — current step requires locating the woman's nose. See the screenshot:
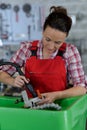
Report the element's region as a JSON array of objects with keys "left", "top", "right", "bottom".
[{"left": 49, "top": 42, "right": 55, "bottom": 49}]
